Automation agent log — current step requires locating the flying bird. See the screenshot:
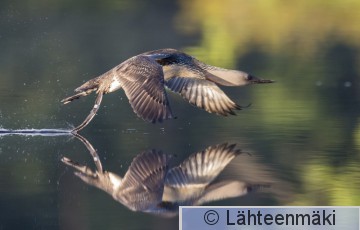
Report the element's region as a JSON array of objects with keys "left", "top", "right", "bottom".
[
  {"left": 62, "top": 135, "right": 266, "bottom": 217},
  {"left": 61, "top": 48, "right": 274, "bottom": 132}
]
